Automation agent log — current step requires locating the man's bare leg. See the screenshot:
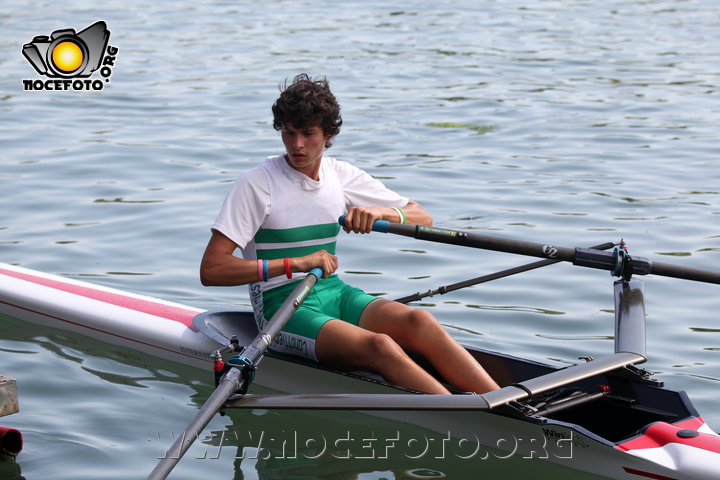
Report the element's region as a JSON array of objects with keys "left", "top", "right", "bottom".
[
  {"left": 359, "top": 299, "right": 500, "bottom": 394},
  {"left": 315, "top": 319, "right": 451, "bottom": 394}
]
